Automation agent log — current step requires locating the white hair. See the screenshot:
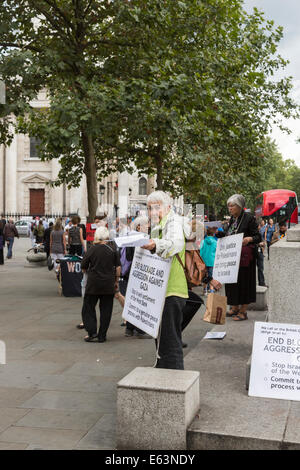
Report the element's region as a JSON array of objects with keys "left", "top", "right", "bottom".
[
  {"left": 147, "top": 191, "right": 171, "bottom": 208},
  {"left": 133, "top": 216, "right": 149, "bottom": 231},
  {"left": 94, "top": 226, "right": 109, "bottom": 243}
]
